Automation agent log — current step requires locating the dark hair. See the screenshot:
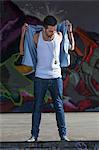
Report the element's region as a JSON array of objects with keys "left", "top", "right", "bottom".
[{"left": 43, "top": 15, "right": 57, "bottom": 28}]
